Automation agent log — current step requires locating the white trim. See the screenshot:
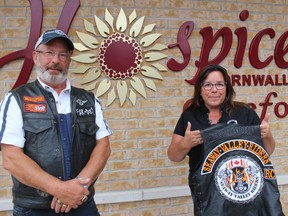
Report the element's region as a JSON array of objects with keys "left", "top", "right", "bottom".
[{"left": 1, "top": 174, "right": 287, "bottom": 211}]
